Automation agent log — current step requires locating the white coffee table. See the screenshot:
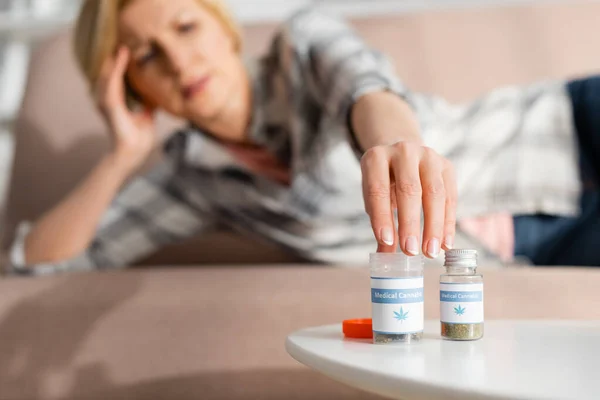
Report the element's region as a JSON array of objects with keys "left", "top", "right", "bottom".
[{"left": 286, "top": 320, "right": 600, "bottom": 400}]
